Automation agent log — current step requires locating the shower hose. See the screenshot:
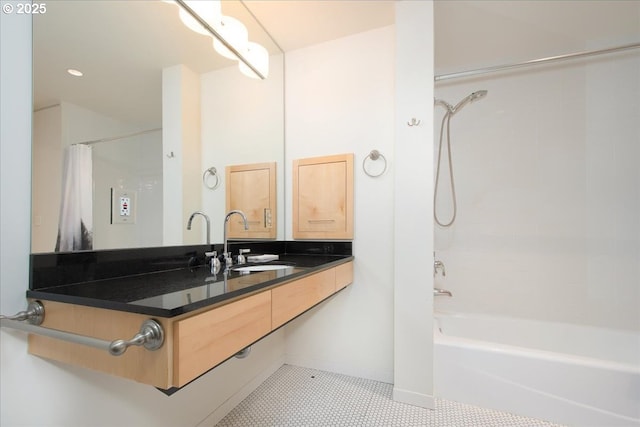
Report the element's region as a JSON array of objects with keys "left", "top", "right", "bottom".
[{"left": 434, "top": 111, "right": 457, "bottom": 227}]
